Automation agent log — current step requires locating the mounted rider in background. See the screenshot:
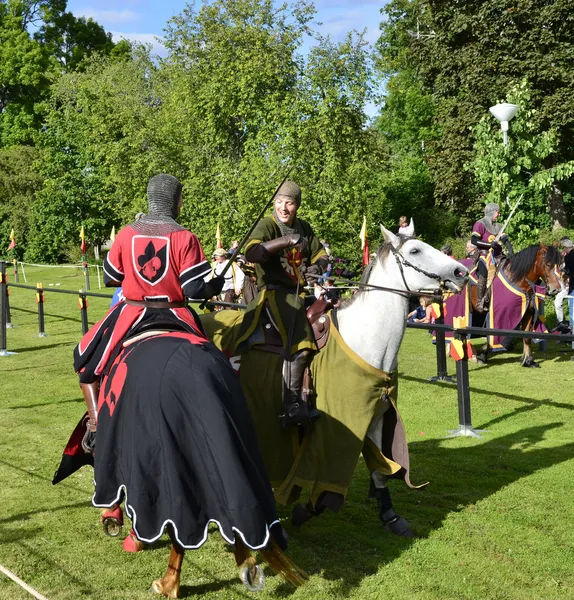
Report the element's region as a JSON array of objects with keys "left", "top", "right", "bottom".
[
  {"left": 237, "top": 180, "right": 329, "bottom": 429},
  {"left": 471, "top": 202, "right": 514, "bottom": 312}
]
